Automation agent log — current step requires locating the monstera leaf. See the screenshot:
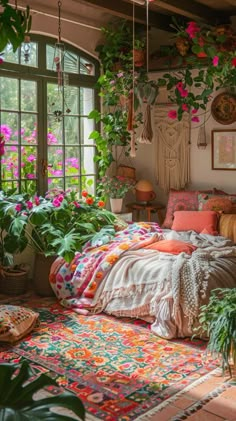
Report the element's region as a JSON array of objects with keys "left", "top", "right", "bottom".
[{"left": 0, "top": 362, "right": 85, "bottom": 420}]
